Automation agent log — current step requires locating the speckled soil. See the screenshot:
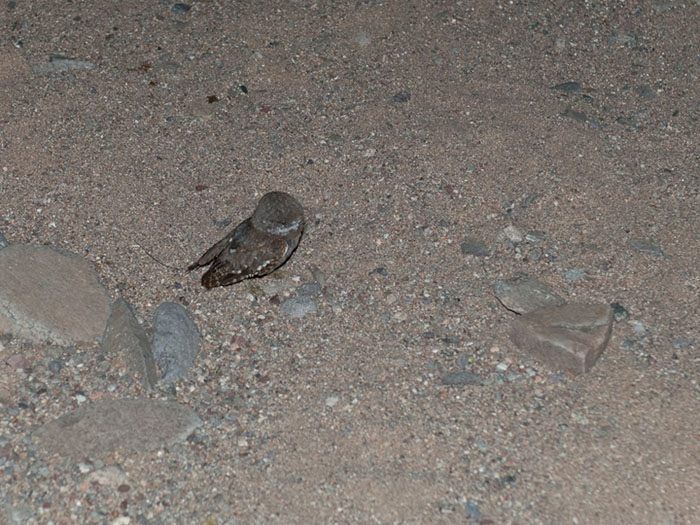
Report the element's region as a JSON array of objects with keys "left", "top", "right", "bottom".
[{"left": 1, "top": 1, "right": 699, "bottom": 523}]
